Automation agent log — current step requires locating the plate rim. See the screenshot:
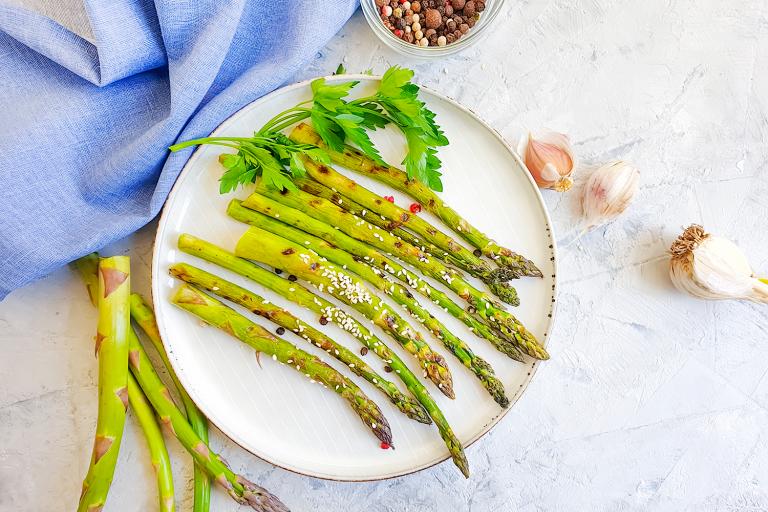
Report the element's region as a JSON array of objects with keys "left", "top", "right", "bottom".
[{"left": 151, "top": 73, "right": 559, "bottom": 482}]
